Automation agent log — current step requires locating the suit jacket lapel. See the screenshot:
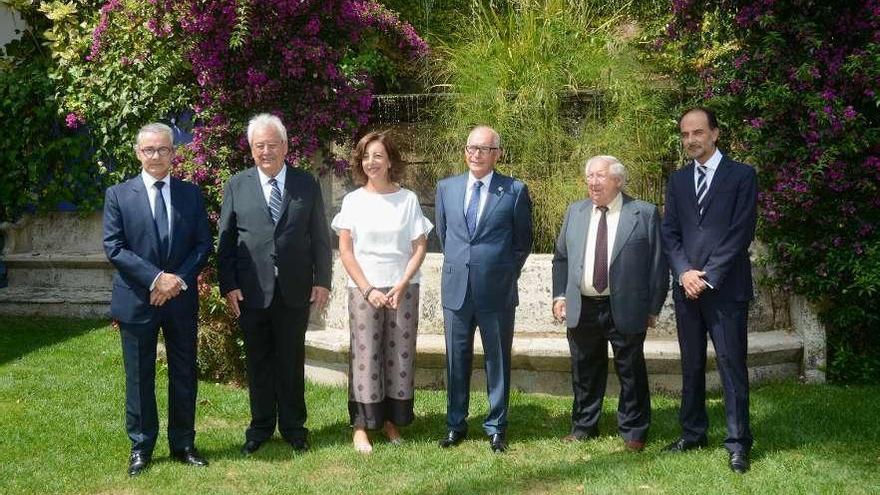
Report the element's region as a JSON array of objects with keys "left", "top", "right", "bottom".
[
  {"left": 130, "top": 176, "right": 161, "bottom": 263},
  {"left": 245, "top": 167, "right": 274, "bottom": 227},
  {"left": 275, "top": 165, "right": 293, "bottom": 231},
  {"left": 572, "top": 200, "right": 591, "bottom": 276},
  {"left": 698, "top": 155, "right": 734, "bottom": 222},
  {"left": 453, "top": 173, "right": 468, "bottom": 226},
  {"left": 610, "top": 195, "right": 638, "bottom": 267},
  {"left": 169, "top": 178, "right": 184, "bottom": 257}
]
